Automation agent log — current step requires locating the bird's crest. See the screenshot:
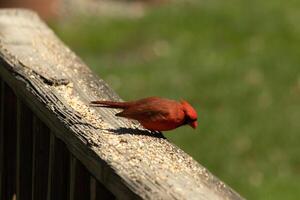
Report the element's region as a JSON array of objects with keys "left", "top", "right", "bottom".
[{"left": 180, "top": 100, "right": 198, "bottom": 120}]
